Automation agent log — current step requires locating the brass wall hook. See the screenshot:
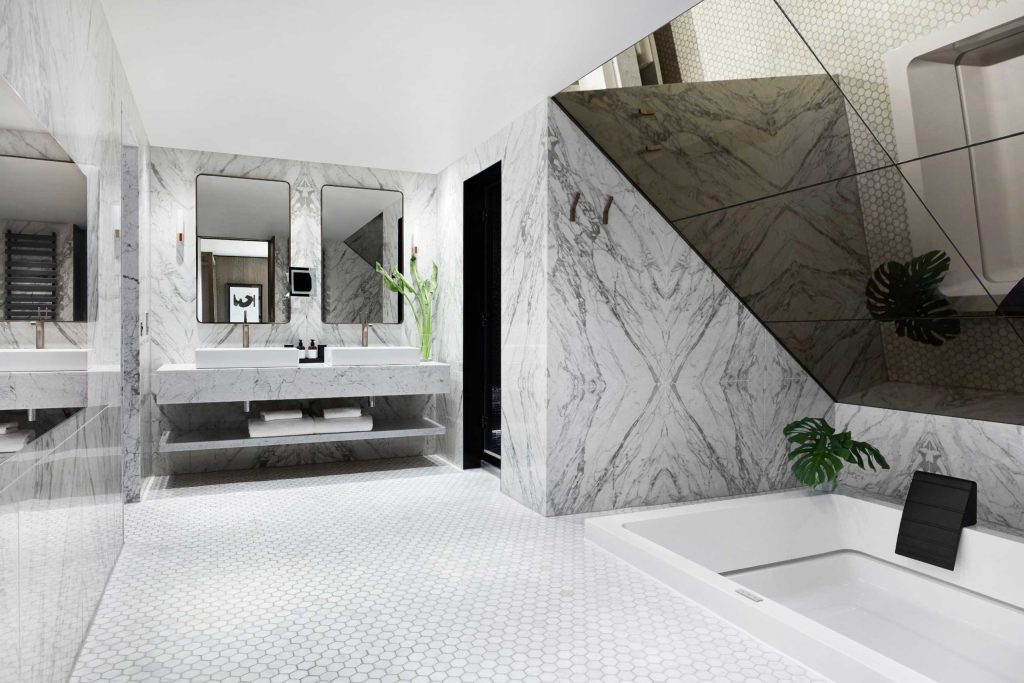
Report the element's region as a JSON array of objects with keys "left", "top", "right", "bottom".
[{"left": 602, "top": 196, "right": 614, "bottom": 225}]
